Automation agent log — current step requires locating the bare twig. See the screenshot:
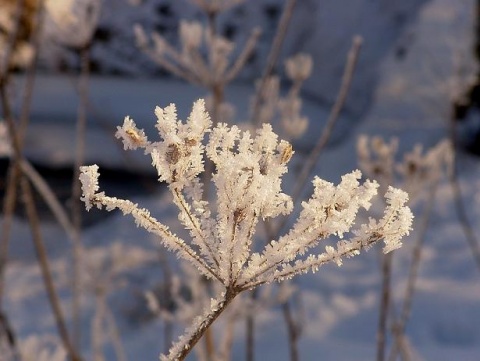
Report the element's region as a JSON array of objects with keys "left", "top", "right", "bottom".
[
  {"left": 105, "top": 306, "right": 128, "bottom": 361},
  {"left": 0, "top": 0, "right": 45, "bottom": 305},
  {"left": 387, "top": 185, "right": 437, "bottom": 361},
  {"left": 376, "top": 251, "right": 393, "bottom": 361},
  {"left": 277, "top": 36, "right": 363, "bottom": 234},
  {"left": 1, "top": 75, "right": 82, "bottom": 361},
  {"left": 448, "top": 113, "right": 480, "bottom": 272},
  {"left": 245, "top": 289, "right": 257, "bottom": 361},
  {"left": 251, "top": 0, "right": 297, "bottom": 126},
  {"left": 19, "top": 159, "right": 77, "bottom": 241},
  {"left": 282, "top": 301, "right": 300, "bottom": 361},
  {"left": 0, "top": 0, "right": 27, "bottom": 304},
  {"left": 71, "top": 43, "right": 91, "bottom": 349}
]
